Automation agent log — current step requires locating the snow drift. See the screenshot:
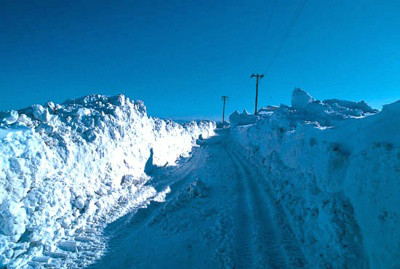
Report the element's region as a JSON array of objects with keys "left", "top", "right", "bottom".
[
  {"left": 0, "top": 94, "right": 215, "bottom": 268},
  {"left": 229, "top": 88, "right": 400, "bottom": 268}
]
